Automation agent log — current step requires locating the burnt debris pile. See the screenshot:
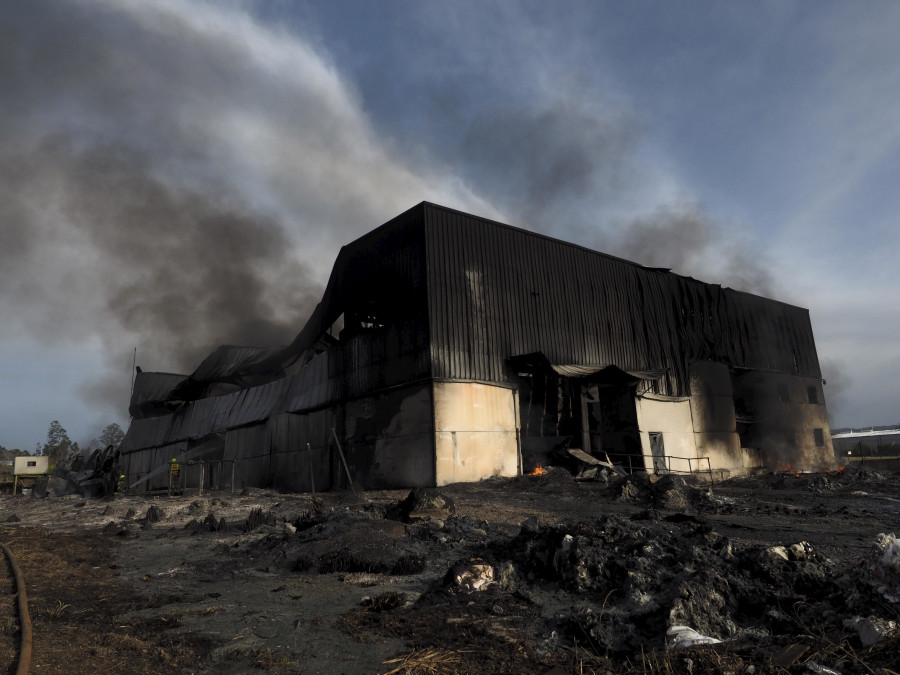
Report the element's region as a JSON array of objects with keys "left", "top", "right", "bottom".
[
  {"left": 48, "top": 465, "right": 899, "bottom": 673},
  {"left": 335, "top": 473, "right": 900, "bottom": 671},
  {"left": 470, "top": 513, "right": 838, "bottom": 656},
  {"left": 613, "top": 472, "right": 710, "bottom": 510}
]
